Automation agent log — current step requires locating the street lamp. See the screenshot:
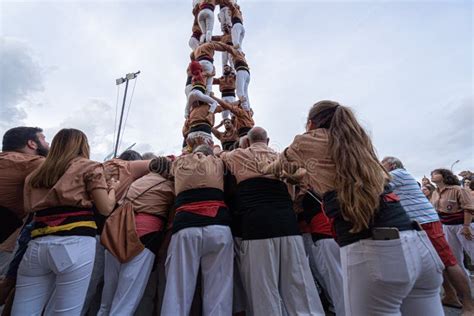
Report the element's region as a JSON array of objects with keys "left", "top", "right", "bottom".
[
  {"left": 114, "top": 71, "right": 140, "bottom": 158},
  {"left": 450, "top": 159, "right": 460, "bottom": 171}
]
